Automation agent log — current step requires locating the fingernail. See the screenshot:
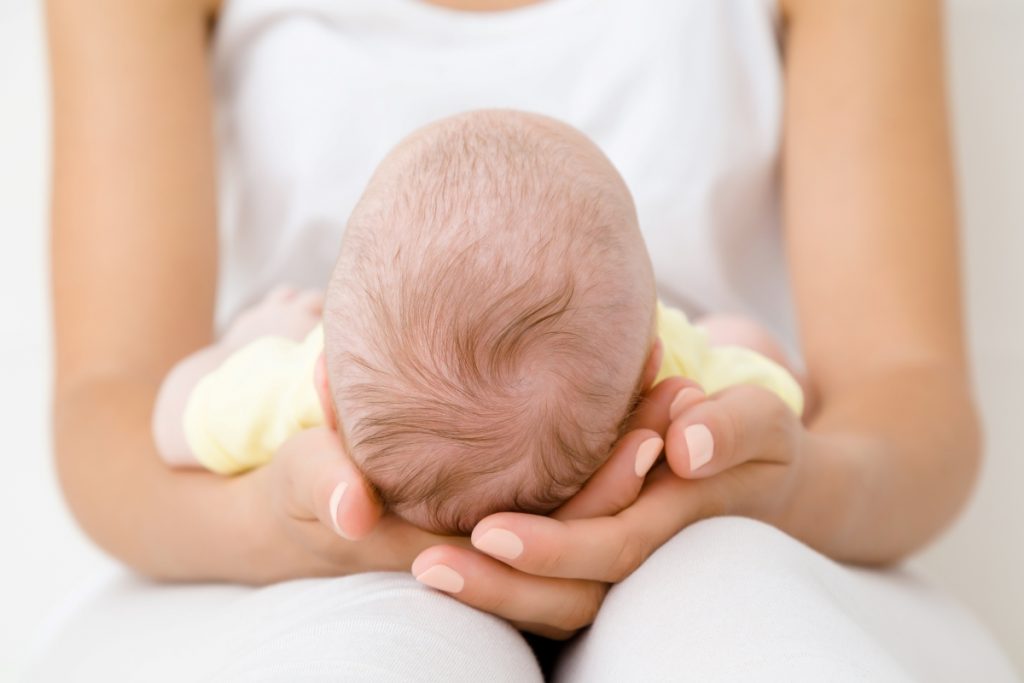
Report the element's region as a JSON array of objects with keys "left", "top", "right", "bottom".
[
  {"left": 633, "top": 436, "right": 664, "bottom": 477},
  {"left": 684, "top": 424, "right": 714, "bottom": 472},
  {"left": 329, "top": 481, "right": 351, "bottom": 539},
  {"left": 474, "top": 528, "right": 524, "bottom": 560},
  {"left": 670, "top": 388, "right": 704, "bottom": 421},
  {"left": 415, "top": 564, "right": 465, "bottom": 593}
]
